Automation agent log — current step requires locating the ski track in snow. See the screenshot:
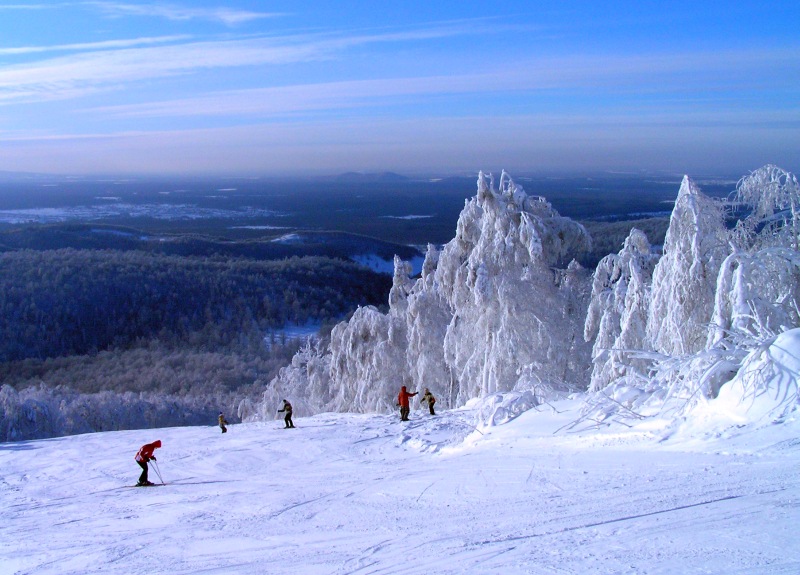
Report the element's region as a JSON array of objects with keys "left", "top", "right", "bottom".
[{"left": 2, "top": 402, "right": 800, "bottom": 575}]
